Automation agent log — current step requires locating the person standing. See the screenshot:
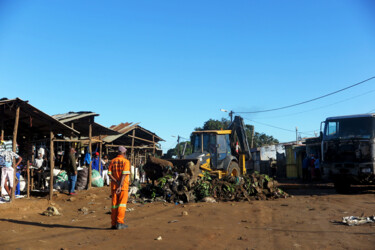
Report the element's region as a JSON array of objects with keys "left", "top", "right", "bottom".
[
  {"left": 314, "top": 157, "right": 321, "bottom": 180},
  {"left": 33, "top": 149, "right": 47, "bottom": 190},
  {"left": 108, "top": 146, "right": 130, "bottom": 230},
  {"left": 0, "top": 148, "right": 22, "bottom": 200},
  {"left": 101, "top": 155, "right": 110, "bottom": 186},
  {"left": 92, "top": 152, "right": 102, "bottom": 173},
  {"left": 66, "top": 147, "right": 77, "bottom": 195},
  {"left": 302, "top": 154, "right": 309, "bottom": 181}
]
